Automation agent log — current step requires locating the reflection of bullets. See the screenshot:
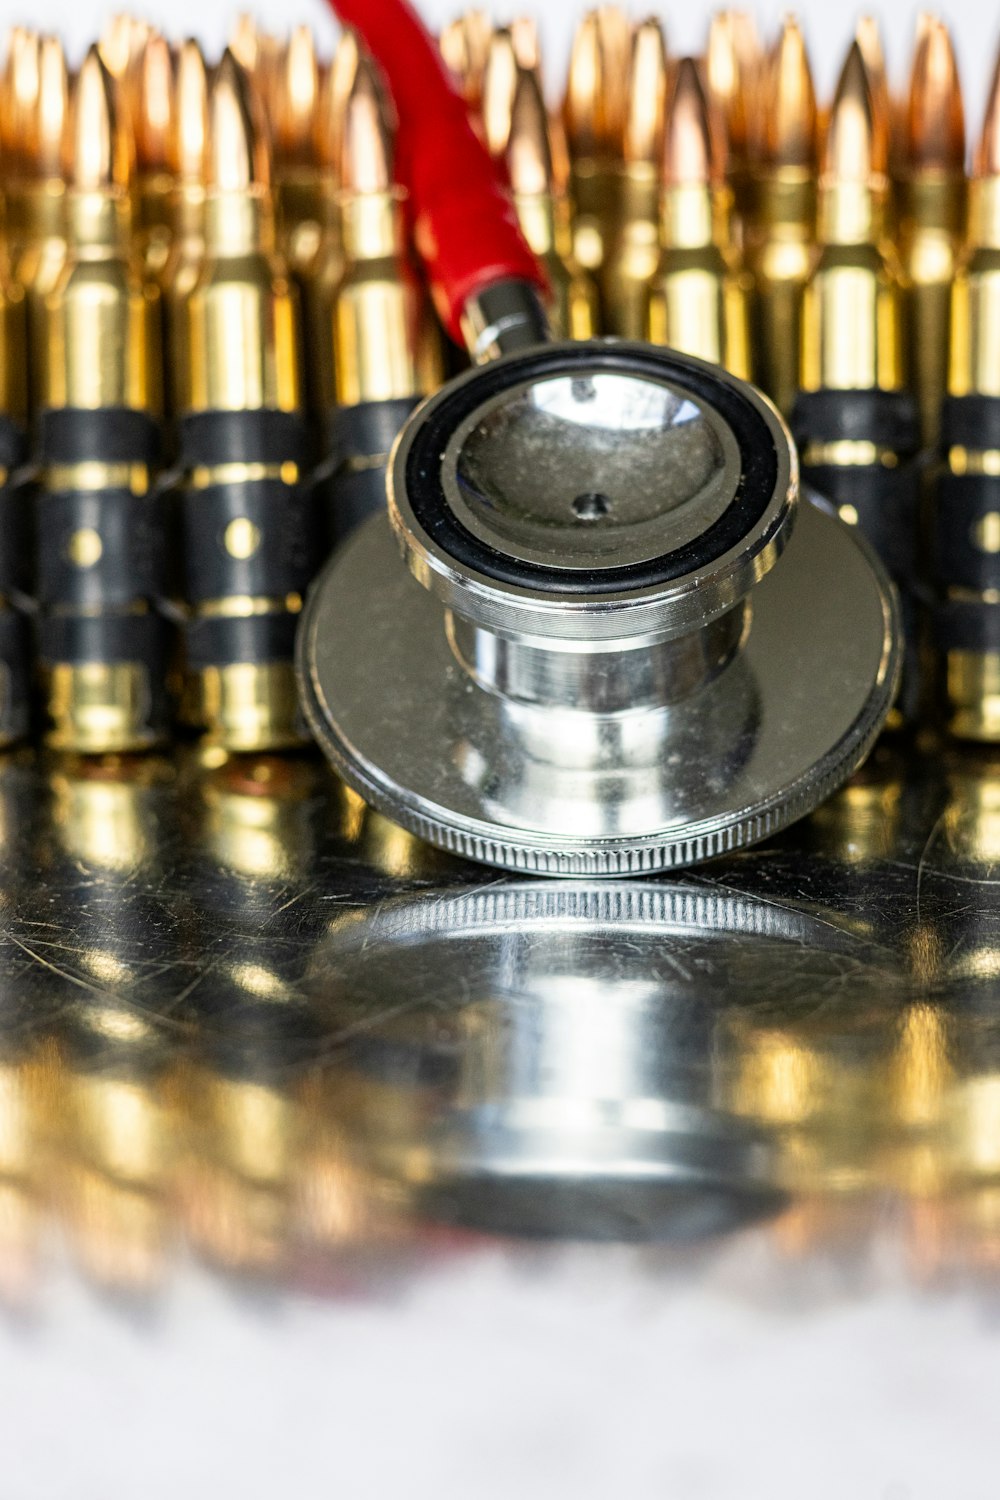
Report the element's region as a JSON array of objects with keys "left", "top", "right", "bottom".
[
  {"left": 310, "top": 37, "right": 443, "bottom": 549},
  {"left": 793, "top": 41, "right": 922, "bottom": 727},
  {"left": 166, "top": 52, "right": 317, "bottom": 752},
  {"left": 482, "top": 30, "right": 596, "bottom": 340},
  {"left": 745, "top": 17, "right": 817, "bottom": 417},
  {"left": 563, "top": 7, "right": 630, "bottom": 284},
  {"left": 32, "top": 48, "right": 169, "bottom": 753},
  {"left": 602, "top": 18, "right": 668, "bottom": 339},
  {"left": 931, "top": 51, "right": 1000, "bottom": 742},
  {"left": 897, "top": 19, "right": 965, "bottom": 450},
  {"left": 647, "top": 56, "right": 751, "bottom": 379},
  {"left": 43, "top": 751, "right": 178, "bottom": 1294}
]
